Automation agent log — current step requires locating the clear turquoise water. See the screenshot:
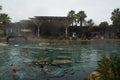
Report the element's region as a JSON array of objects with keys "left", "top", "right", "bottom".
[{"left": 0, "top": 40, "right": 120, "bottom": 80}]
